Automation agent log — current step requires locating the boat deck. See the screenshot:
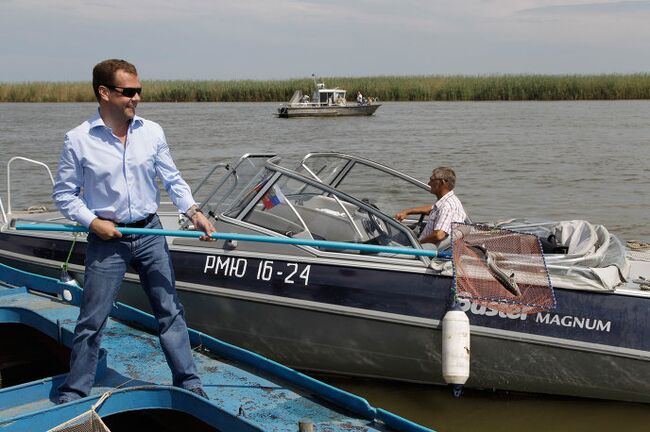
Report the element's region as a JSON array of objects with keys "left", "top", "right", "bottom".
[{"left": 0, "top": 264, "right": 431, "bottom": 432}]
